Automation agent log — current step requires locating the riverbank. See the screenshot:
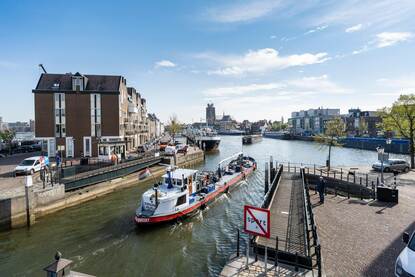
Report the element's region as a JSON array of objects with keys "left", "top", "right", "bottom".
[
  {"left": 263, "top": 133, "right": 410, "bottom": 155},
  {"left": 0, "top": 148, "right": 204, "bottom": 231}
]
